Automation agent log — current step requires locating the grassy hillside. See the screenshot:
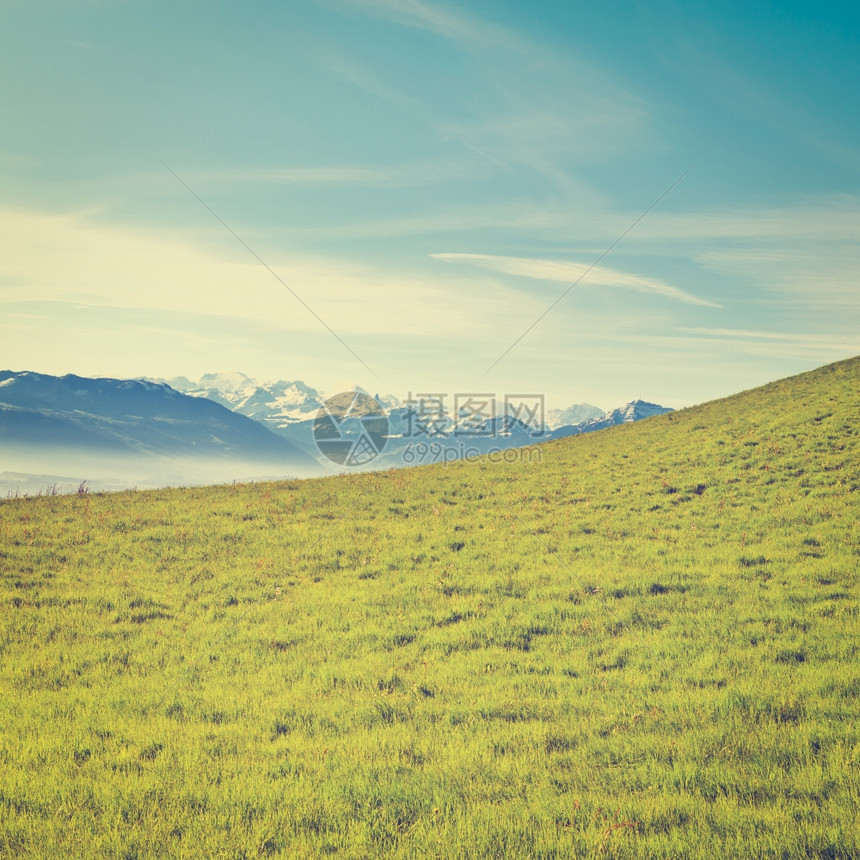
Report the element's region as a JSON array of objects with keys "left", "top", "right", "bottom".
[{"left": 1, "top": 357, "right": 858, "bottom": 859}]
